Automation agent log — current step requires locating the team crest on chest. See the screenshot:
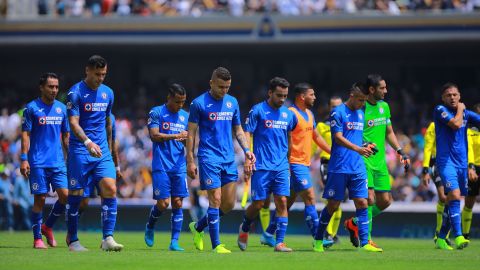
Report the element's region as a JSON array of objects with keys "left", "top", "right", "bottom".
[
  {"left": 358, "top": 114, "right": 363, "bottom": 120},
  {"left": 379, "top": 107, "right": 384, "bottom": 114},
  {"left": 179, "top": 115, "right": 185, "bottom": 122},
  {"left": 101, "top": 92, "right": 107, "bottom": 100},
  {"left": 226, "top": 101, "right": 232, "bottom": 109},
  {"left": 56, "top": 107, "right": 62, "bottom": 114},
  {"left": 282, "top": 112, "right": 288, "bottom": 119}
]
